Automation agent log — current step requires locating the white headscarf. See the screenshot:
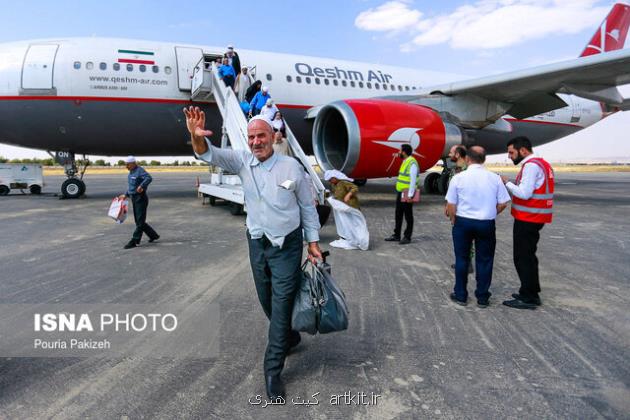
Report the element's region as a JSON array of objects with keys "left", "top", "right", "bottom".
[{"left": 324, "top": 169, "right": 353, "bottom": 182}]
